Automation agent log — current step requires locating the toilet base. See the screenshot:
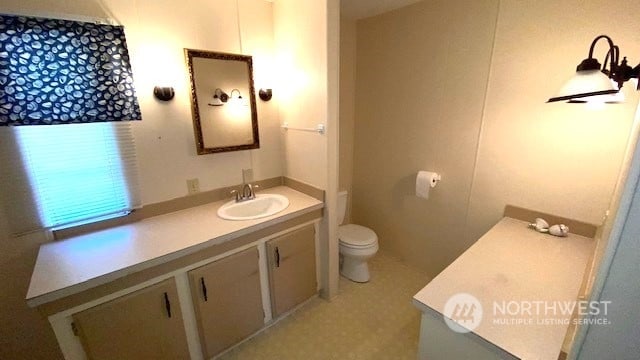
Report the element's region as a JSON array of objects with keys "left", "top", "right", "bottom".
[{"left": 340, "top": 257, "right": 371, "bottom": 282}]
